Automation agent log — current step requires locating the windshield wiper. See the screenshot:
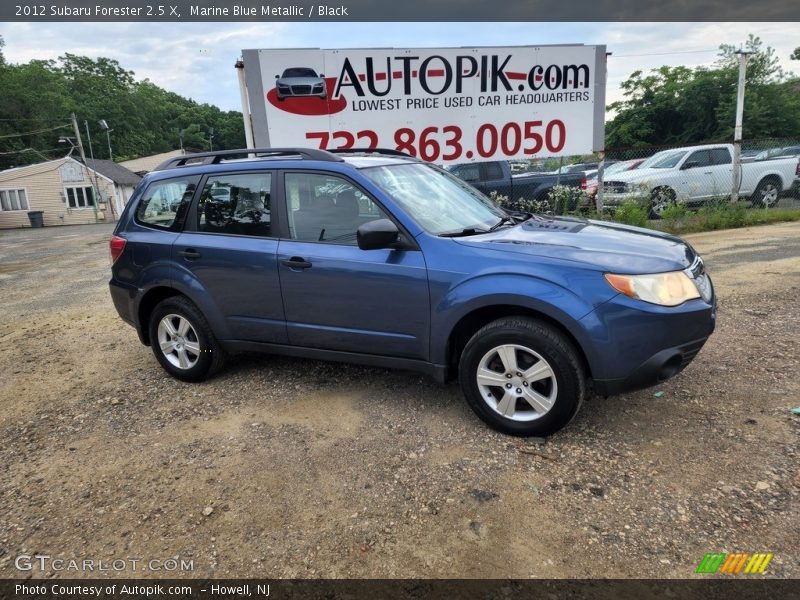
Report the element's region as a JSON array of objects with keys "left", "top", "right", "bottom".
[
  {"left": 488, "top": 215, "right": 515, "bottom": 231},
  {"left": 438, "top": 227, "right": 489, "bottom": 238}
]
